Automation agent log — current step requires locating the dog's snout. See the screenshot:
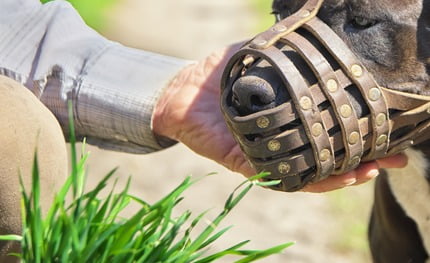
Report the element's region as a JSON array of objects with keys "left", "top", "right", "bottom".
[{"left": 232, "top": 75, "right": 277, "bottom": 116}]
